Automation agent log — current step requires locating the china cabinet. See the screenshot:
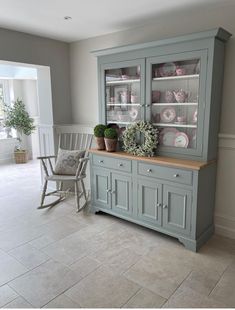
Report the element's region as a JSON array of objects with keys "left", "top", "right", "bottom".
[{"left": 90, "top": 28, "right": 231, "bottom": 251}]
